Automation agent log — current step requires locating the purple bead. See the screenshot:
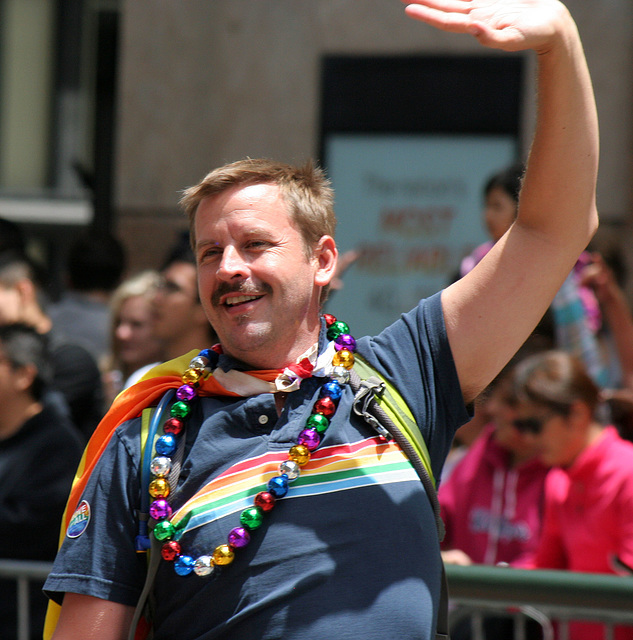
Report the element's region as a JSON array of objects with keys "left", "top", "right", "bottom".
[
  {"left": 176, "top": 384, "right": 197, "bottom": 402},
  {"left": 227, "top": 526, "right": 251, "bottom": 548},
  {"left": 149, "top": 498, "right": 172, "bottom": 520},
  {"left": 298, "top": 428, "right": 321, "bottom": 451},
  {"left": 334, "top": 334, "right": 356, "bottom": 352}
]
